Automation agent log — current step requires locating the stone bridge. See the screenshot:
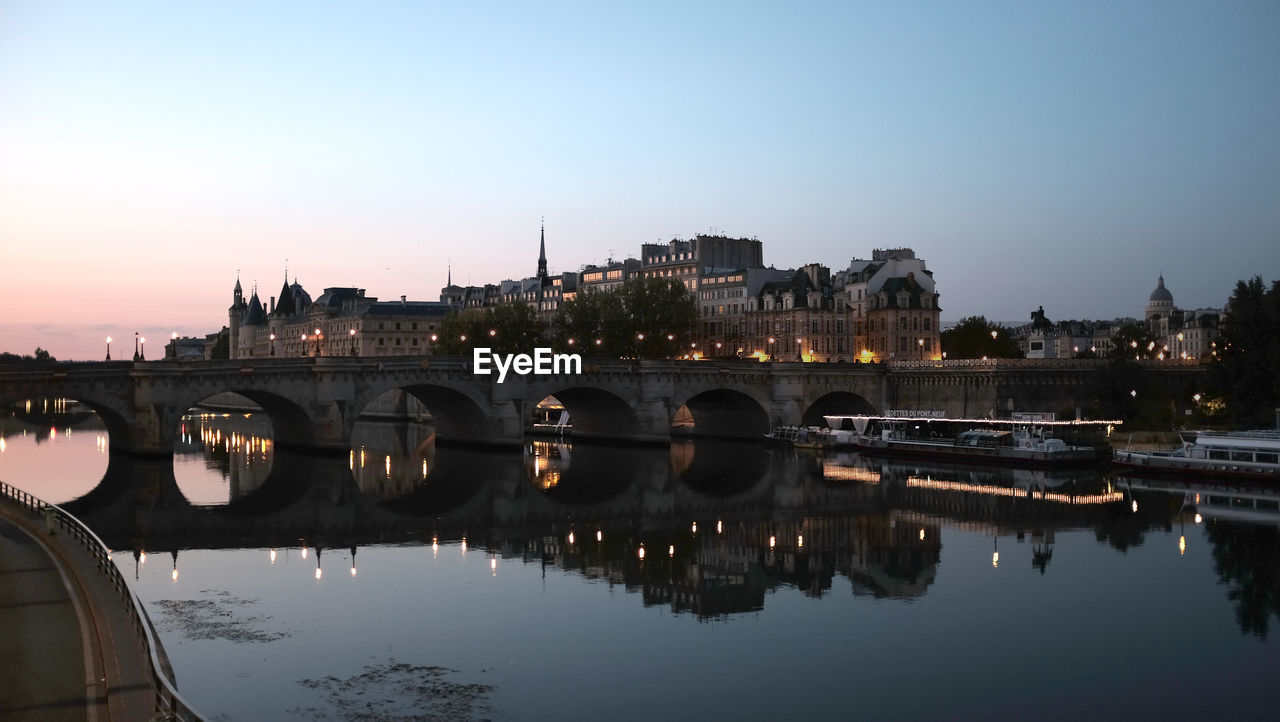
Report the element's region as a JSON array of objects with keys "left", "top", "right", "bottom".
[{"left": 0, "top": 357, "right": 1205, "bottom": 455}]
